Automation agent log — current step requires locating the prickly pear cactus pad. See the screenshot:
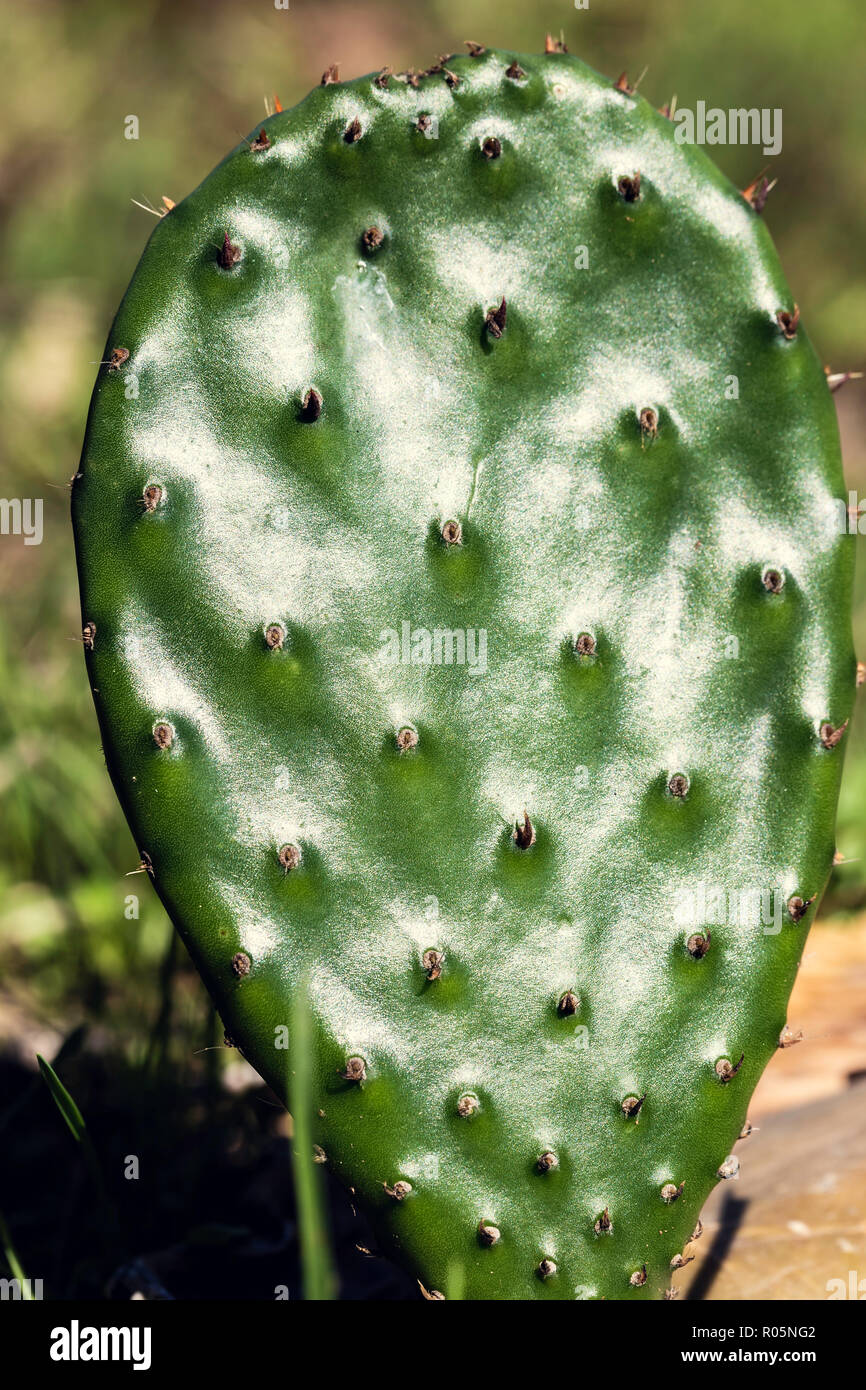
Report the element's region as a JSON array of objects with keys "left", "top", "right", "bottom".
[{"left": 73, "top": 44, "right": 855, "bottom": 1300}]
